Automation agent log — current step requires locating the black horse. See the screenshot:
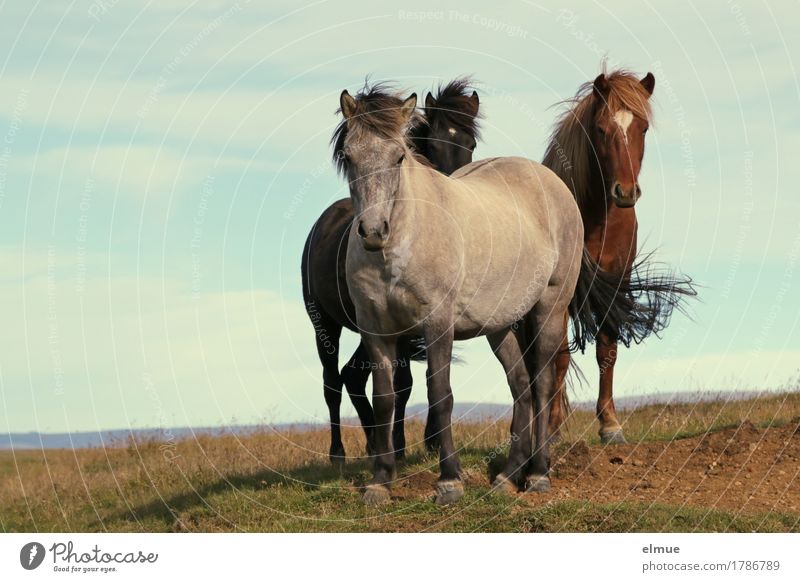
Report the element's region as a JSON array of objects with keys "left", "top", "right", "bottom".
[{"left": 301, "top": 78, "right": 481, "bottom": 464}]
